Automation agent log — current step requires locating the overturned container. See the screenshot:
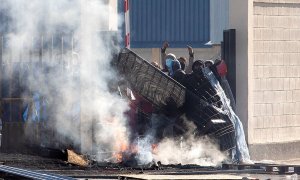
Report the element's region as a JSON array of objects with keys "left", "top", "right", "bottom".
[{"left": 114, "top": 48, "right": 236, "bottom": 154}]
